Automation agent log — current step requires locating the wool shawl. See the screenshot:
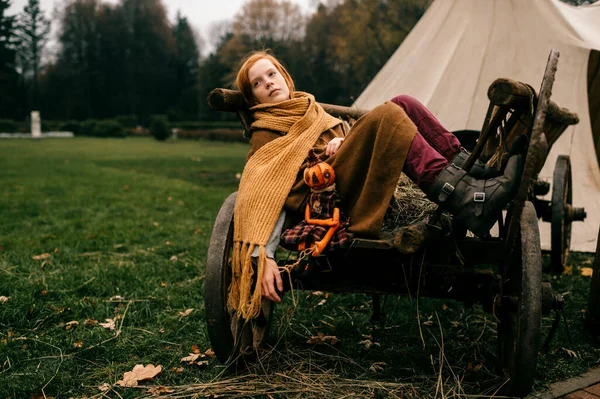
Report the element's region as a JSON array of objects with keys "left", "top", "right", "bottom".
[{"left": 229, "top": 92, "right": 341, "bottom": 319}]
